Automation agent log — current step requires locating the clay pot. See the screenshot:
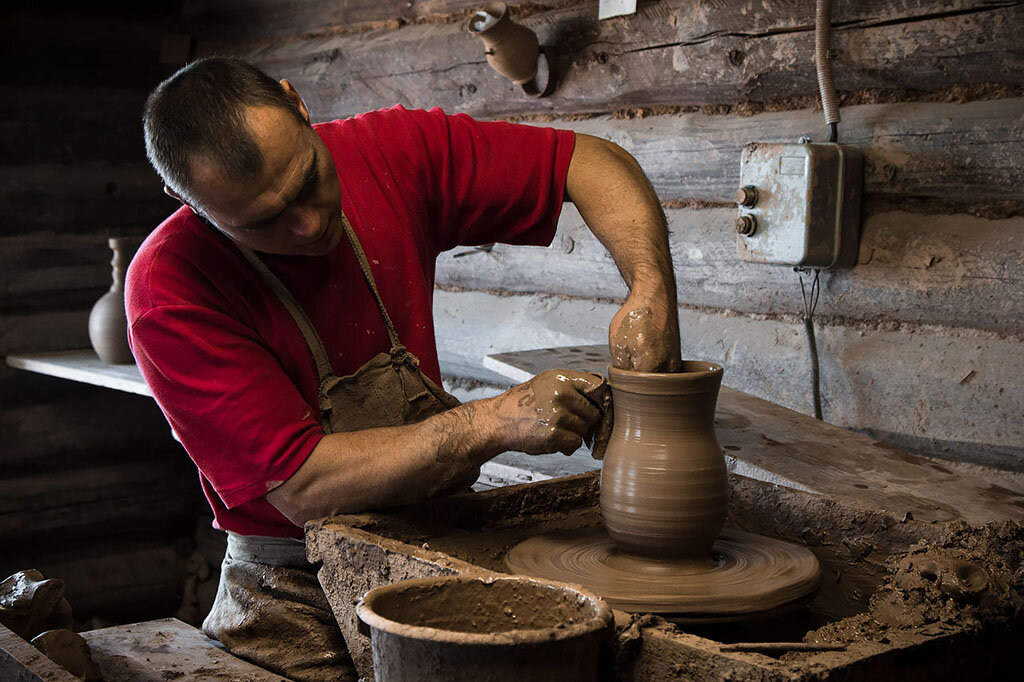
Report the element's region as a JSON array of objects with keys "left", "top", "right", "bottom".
[
  {"left": 467, "top": 2, "right": 540, "bottom": 85},
  {"left": 88, "top": 237, "right": 136, "bottom": 364},
  {"left": 357, "top": 575, "right": 612, "bottom": 682},
  {"left": 600, "top": 362, "right": 728, "bottom": 558}
]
